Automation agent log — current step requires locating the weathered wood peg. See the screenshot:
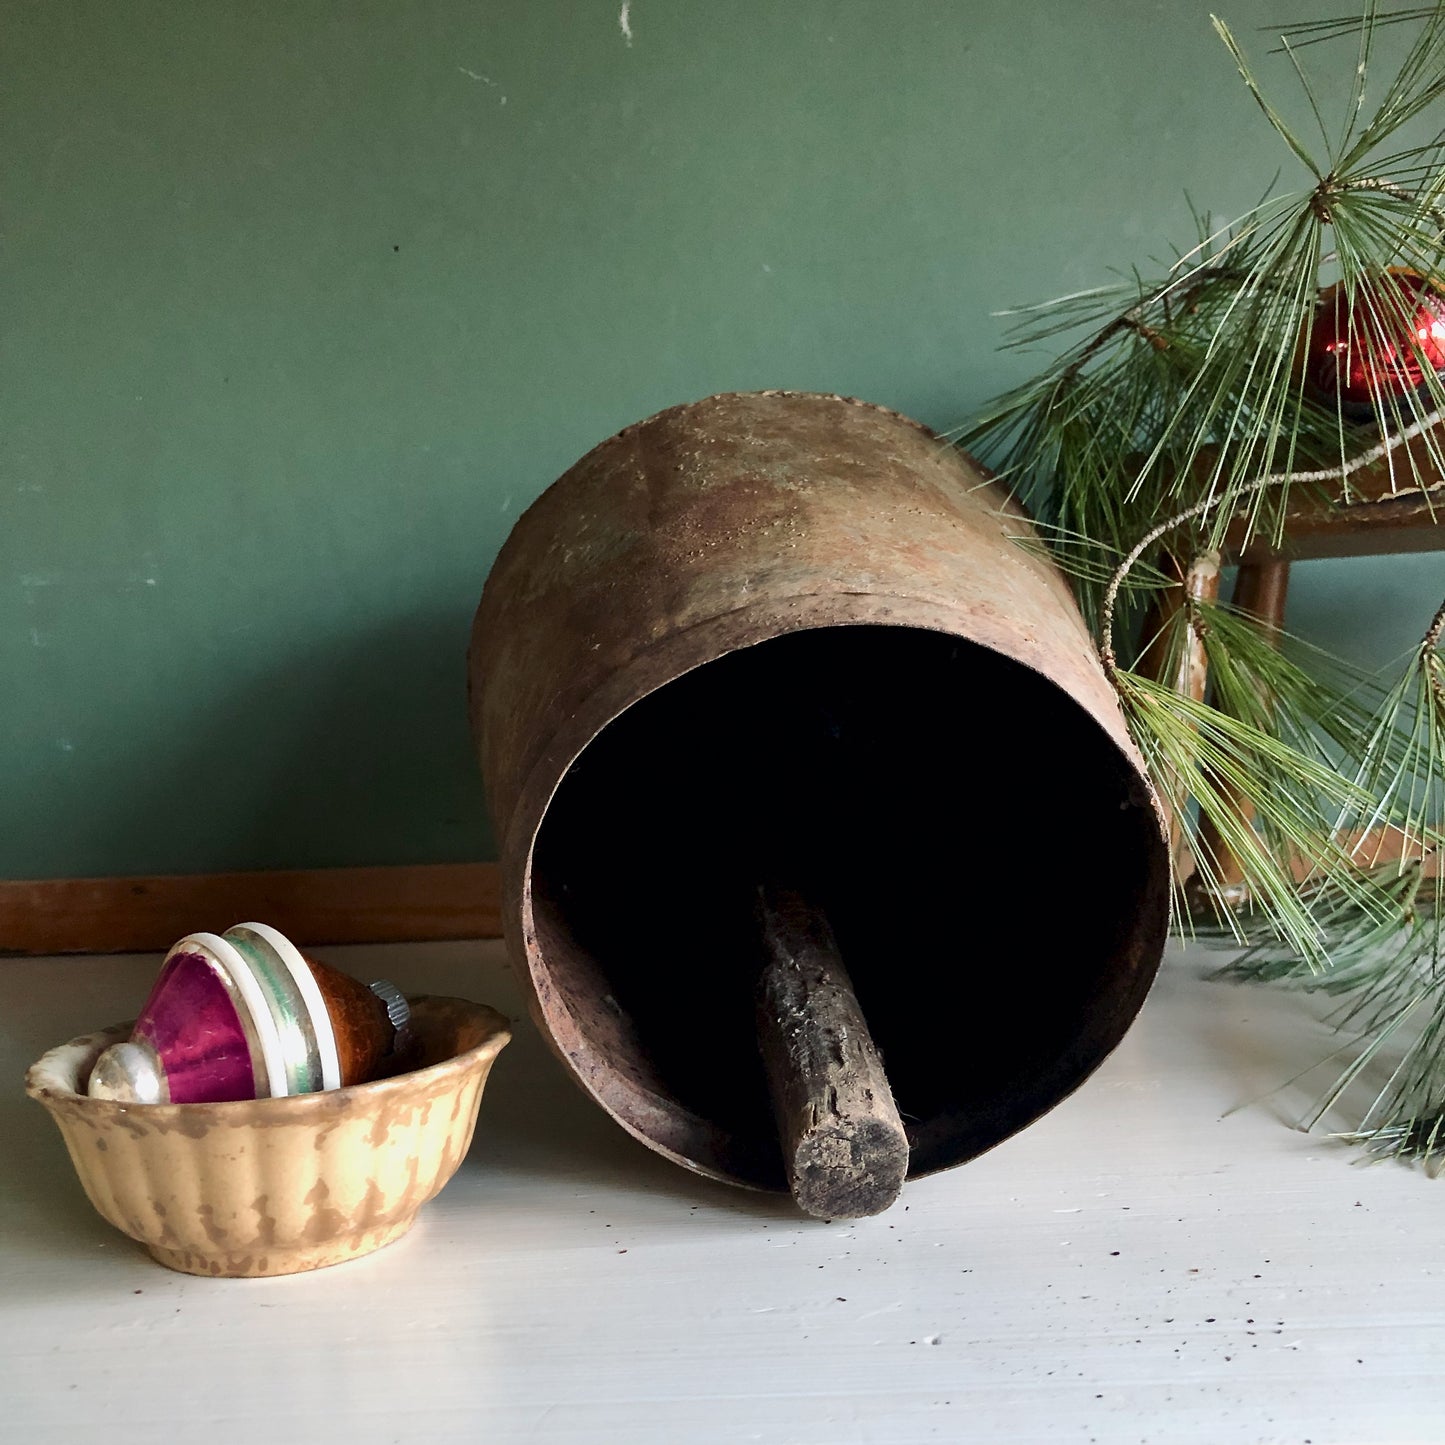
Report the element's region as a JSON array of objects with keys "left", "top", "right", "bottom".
[{"left": 755, "top": 884, "right": 909, "bottom": 1219}]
